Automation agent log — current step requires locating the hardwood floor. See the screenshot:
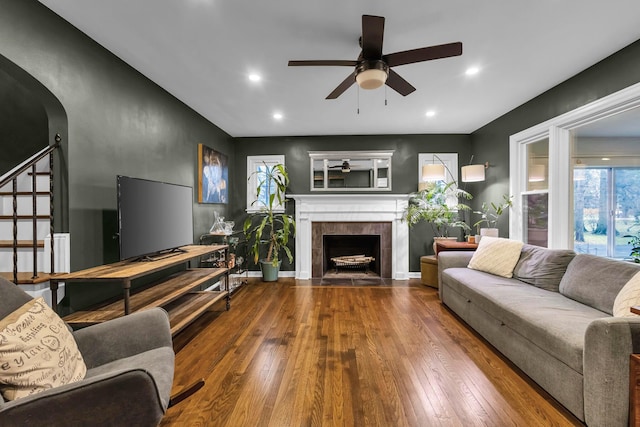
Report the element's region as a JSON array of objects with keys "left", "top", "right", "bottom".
[{"left": 161, "top": 278, "right": 583, "bottom": 427}]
